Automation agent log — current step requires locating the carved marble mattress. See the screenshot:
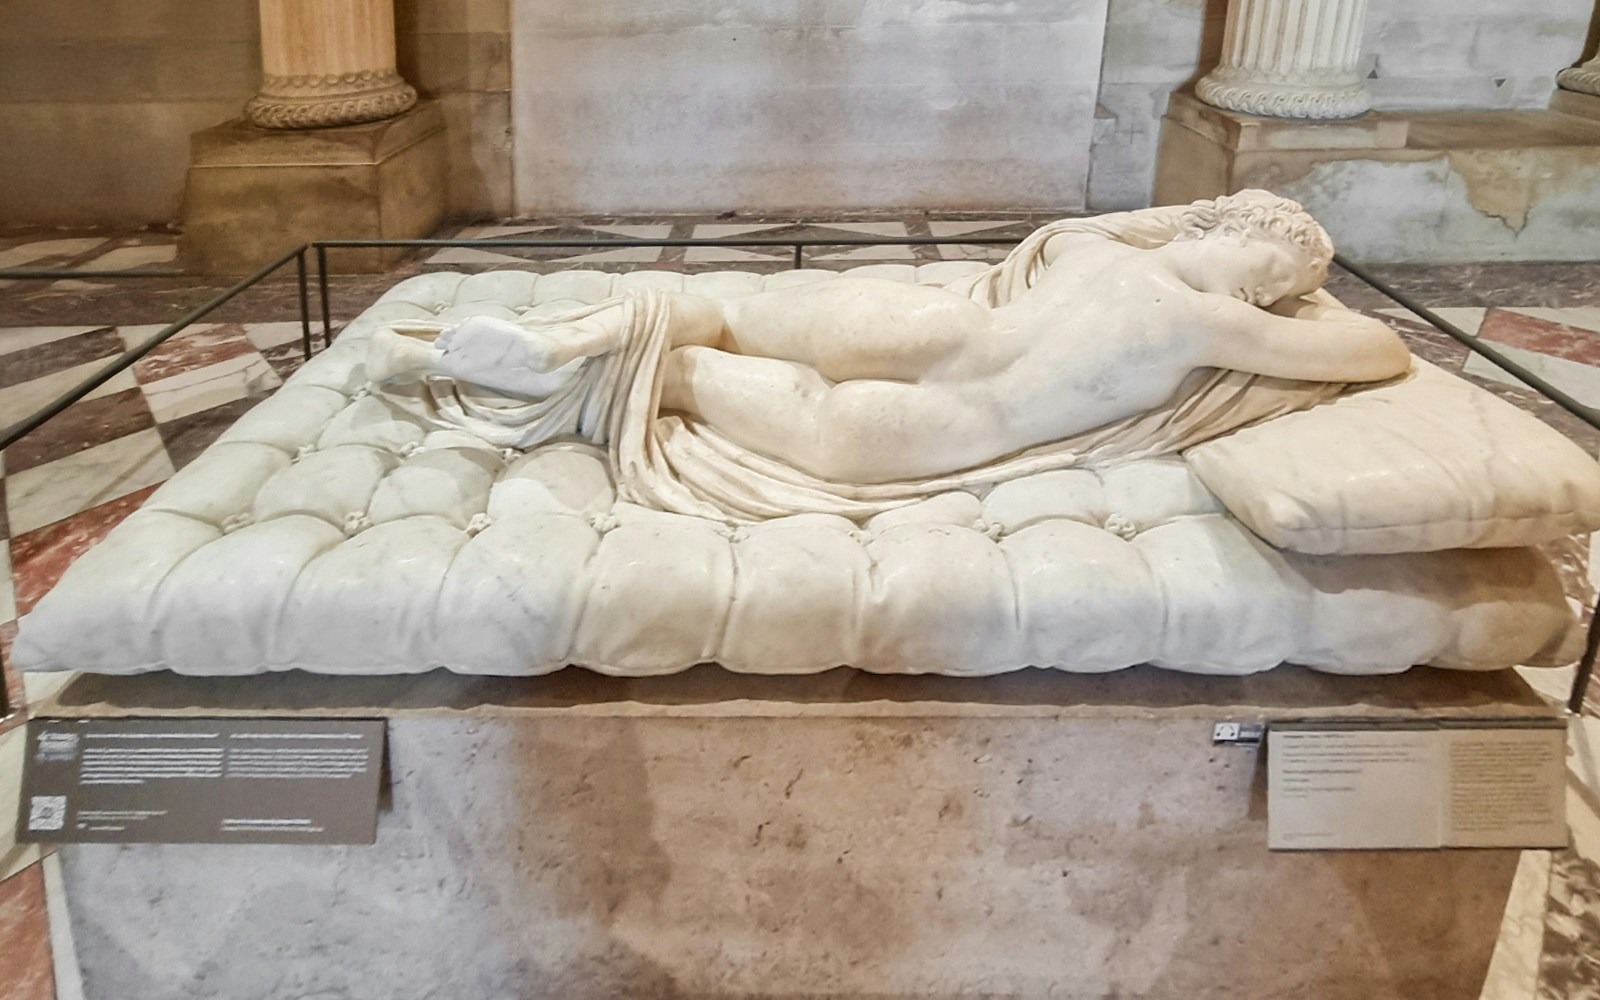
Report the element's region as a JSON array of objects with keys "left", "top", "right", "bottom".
[{"left": 17, "top": 264, "right": 1600, "bottom": 677}]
